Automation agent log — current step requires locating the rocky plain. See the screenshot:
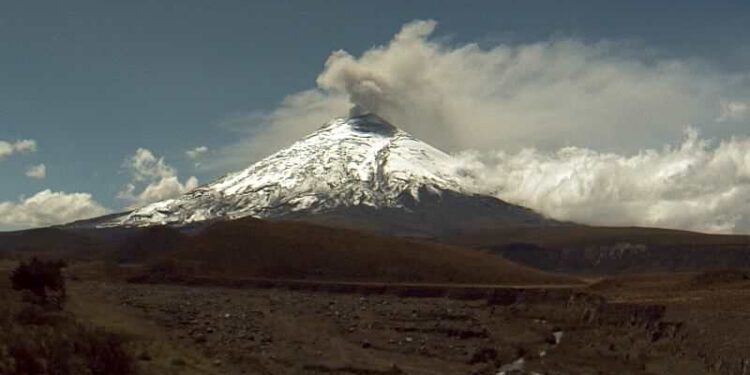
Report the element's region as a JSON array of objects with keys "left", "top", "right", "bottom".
[{"left": 58, "top": 265, "right": 750, "bottom": 375}]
